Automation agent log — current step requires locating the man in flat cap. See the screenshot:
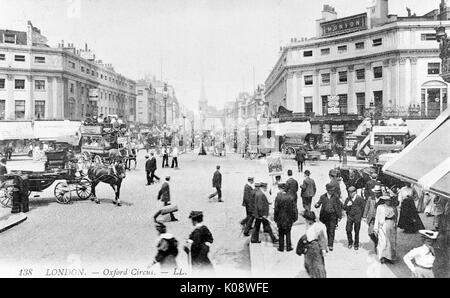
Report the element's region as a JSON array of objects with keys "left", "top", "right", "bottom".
[
  {"left": 208, "top": 165, "right": 223, "bottom": 202},
  {"left": 251, "top": 182, "right": 278, "bottom": 244},
  {"left": 241, "top": 177, "right": 255, "bottom": 236},
  {"left": 154, "top": 176, "right": 178, "bottom": 222},
  {"left": 184, "top": 211, "right": 214, "bottom": 274},
  {"left": 403, "top": 230, "right": 438, "bottom": 278},
  {"left": 344, "top": 186, "right": 365, "bottom": 250},
  {"left": 315, "top": 183, "right": 342, "bottom": 251},
  {"left": 286, "top": 170, "right": 299, "bottom": 205}
]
